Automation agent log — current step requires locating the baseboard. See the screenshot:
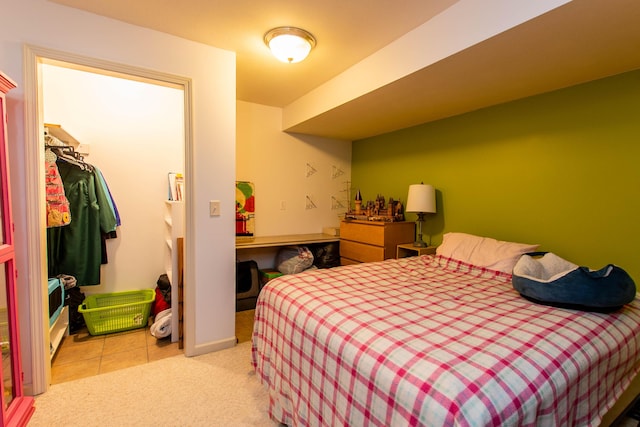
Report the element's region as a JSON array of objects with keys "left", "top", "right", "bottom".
[{"left": 185, "top": 335, "right": 236, "bottom": 357}]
